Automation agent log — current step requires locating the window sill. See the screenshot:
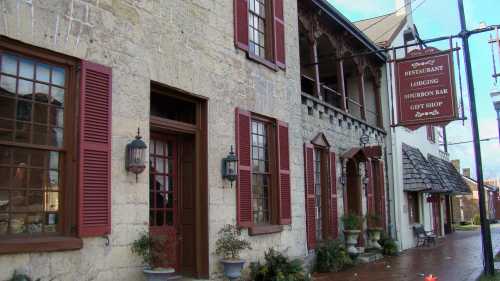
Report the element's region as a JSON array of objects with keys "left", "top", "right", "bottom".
[
  {"left": 248, "top": 224, "right": 283, "bottom": 236},
  {"left": 247, "top": 52, "right": 279, "bottom": 72},
  {"left": 0, "top": 236, "right": 83, "bottom": 255}
]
